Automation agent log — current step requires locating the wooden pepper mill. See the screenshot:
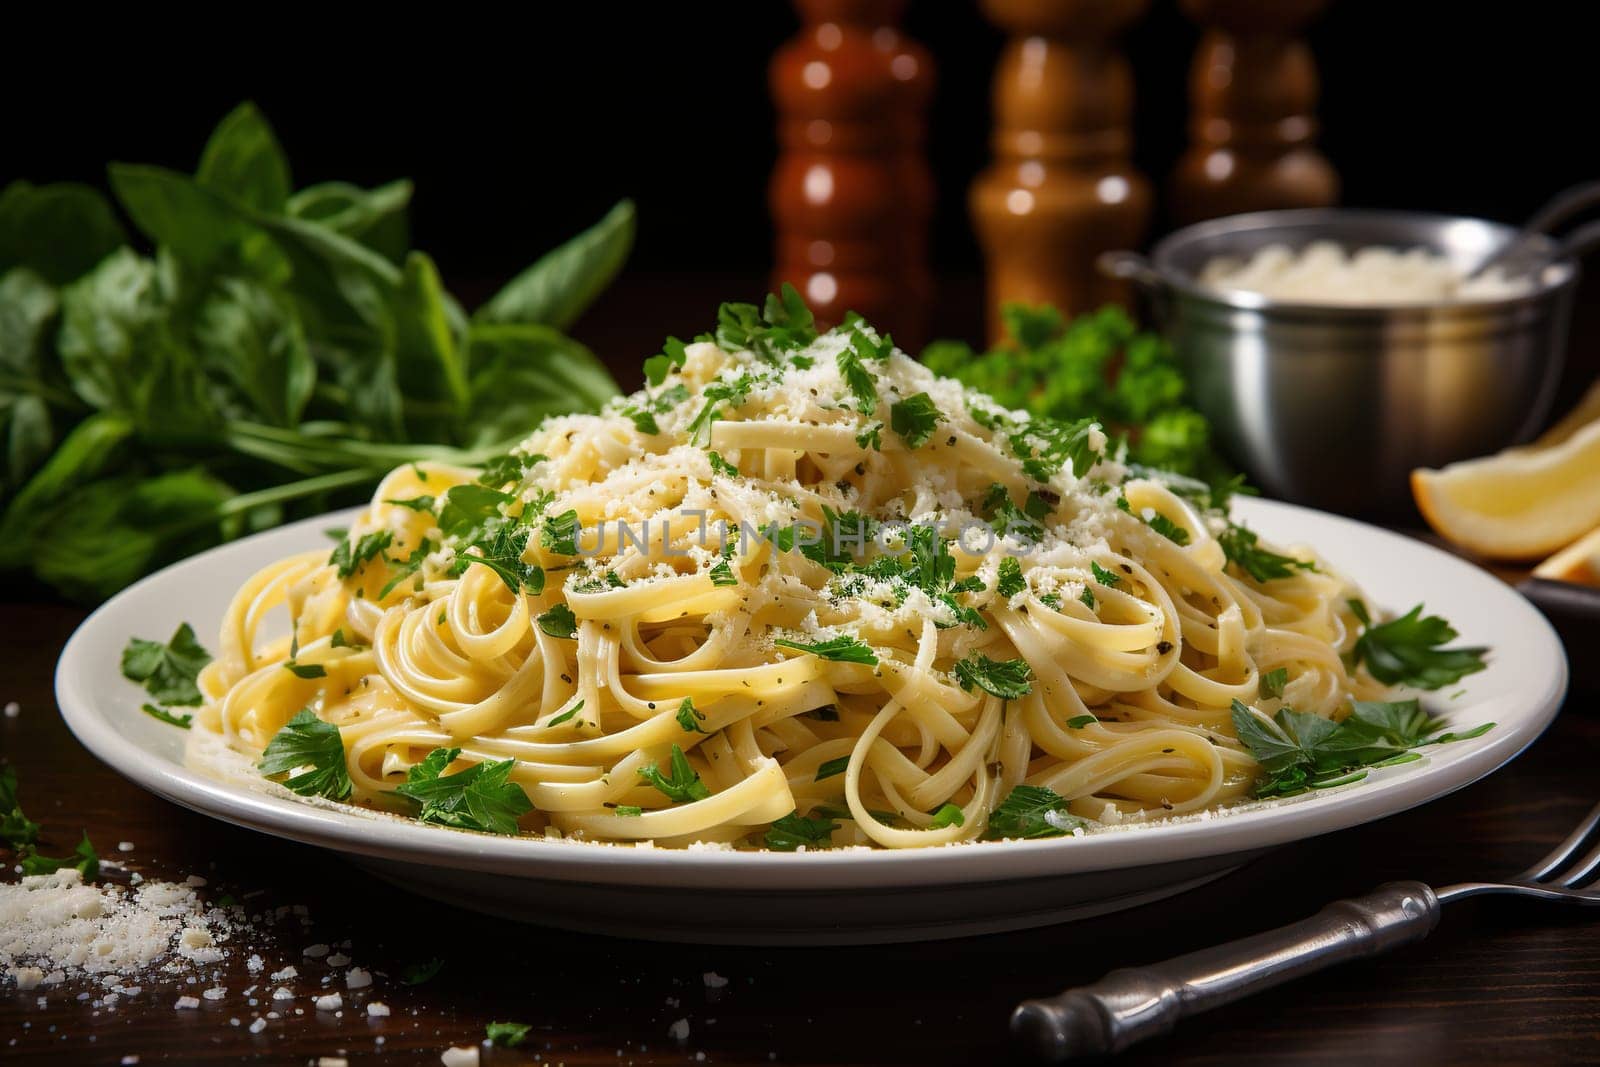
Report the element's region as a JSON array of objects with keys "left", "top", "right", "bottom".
[
  {"left": 1169, "top": 0, "right": 1338, "bottom": 225},
  {"left": 970, "top": 0, "right": 1152, "bottom": 343},
  {"left": 770, "top": 0, "right": 934, "bottom": 344}
]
